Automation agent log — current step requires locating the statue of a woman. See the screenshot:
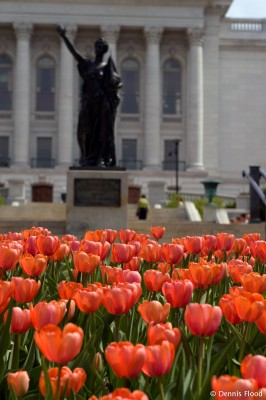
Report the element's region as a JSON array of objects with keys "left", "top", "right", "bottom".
[{"left": 57, "top": 26, "right": 122, "bottom": 167}]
